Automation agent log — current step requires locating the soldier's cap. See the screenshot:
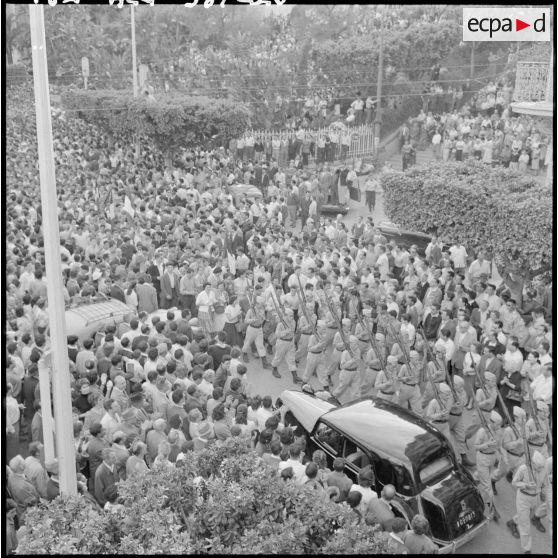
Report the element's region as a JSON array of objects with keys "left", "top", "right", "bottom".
[
  {"left": 532, "top": 451, "right": 545, "bottom": 468},
  {"left": 453, "top": 375, "right": 464, "bottom": 386},
  {"left": 439, "top": 383, "right": 451, "bottom": 393},
  {"left": 387, "top": 355, "right": 398, "bottom": 364},
  {"left": 484, "top": 372, "right": 496, "bottom": 381},
  {"left": 513, "top": 406, "right": 526, "bottom": 418},
  {"left": 536, "top": 401, "right": 549, "bottom": 412},
  {"left": 341, "top": 318, "right": 351, "bottom": 326},
  {"left": 489, "top": 410, "right": 502, "bottom": 424}
]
